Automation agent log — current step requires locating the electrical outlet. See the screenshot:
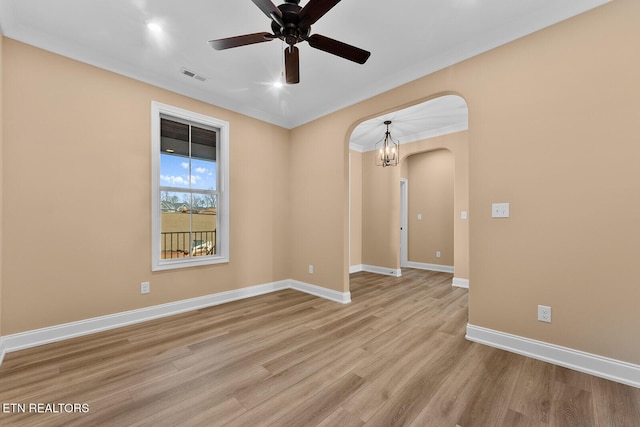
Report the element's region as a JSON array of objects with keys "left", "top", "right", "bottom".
[
  {"left": 436, "top": 251, "right": 441, "bottom": 258},
  {"left": 308, "top": 264, "right": 314, "bottom": 274},
  {"left": 492, "top": 202, "right": 510, "bottom": 218},
  {"left": 538, "top": 305, "right": 551, "bottom": 323},
  {"left": 141, "top": 281, "right": 150, "bottom": 294}
]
